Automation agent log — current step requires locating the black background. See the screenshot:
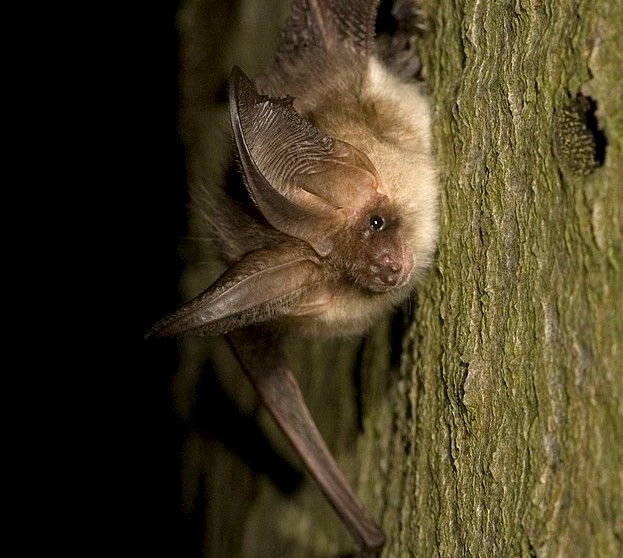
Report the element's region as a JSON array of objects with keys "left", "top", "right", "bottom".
[
  {"left": 71, "top": 3, "right": 191, "bottom": 555},
  {"left": 113, "top": 5, "right": 188, "bottom": 556}
]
